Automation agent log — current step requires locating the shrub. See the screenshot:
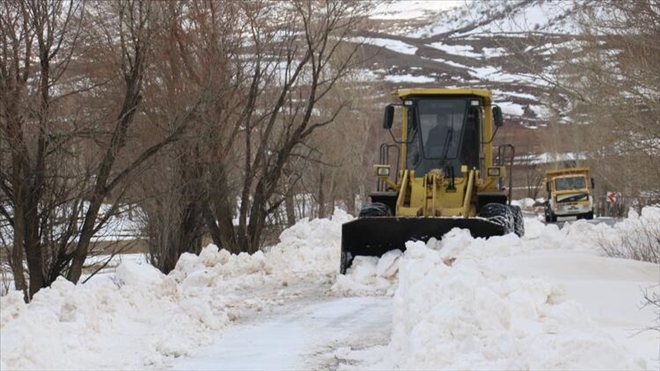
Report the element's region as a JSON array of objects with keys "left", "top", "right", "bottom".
[{"left": 599, "top": 207, "right": 660, "bottom": 264}]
